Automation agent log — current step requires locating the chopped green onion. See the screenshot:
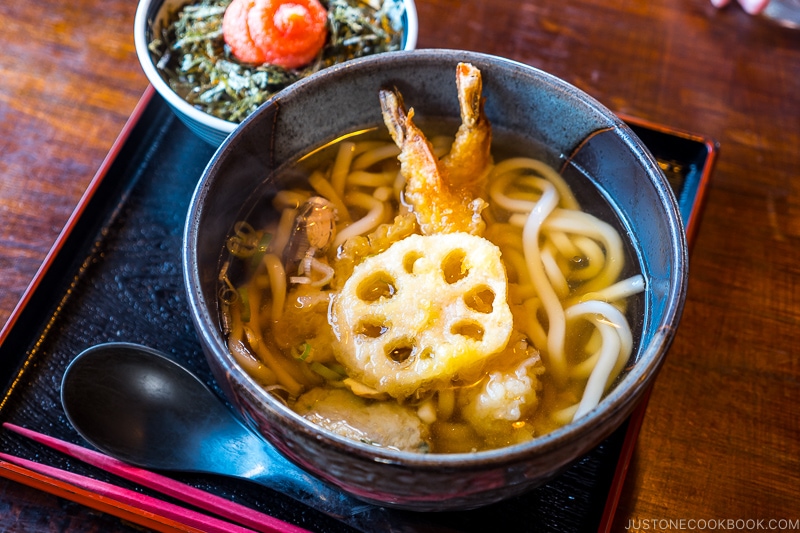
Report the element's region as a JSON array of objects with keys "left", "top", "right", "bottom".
[
  {"left": 310, "top": 362, "right": 345, "bottom": 381},
  {"left": 326, "top": 362, "right": 347, "bottom": 375},
  {"left": 294, "top": 342, "right": 312, "bottom": 361},
  {"left": 237, "top": 287, "right": 250, "bottom": 322},
  {"left": 249, "top": 232, "right": 273, "bottom": 274},
  {"left": 226, "top": 221, "right": 260, "bottom": 258}
]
